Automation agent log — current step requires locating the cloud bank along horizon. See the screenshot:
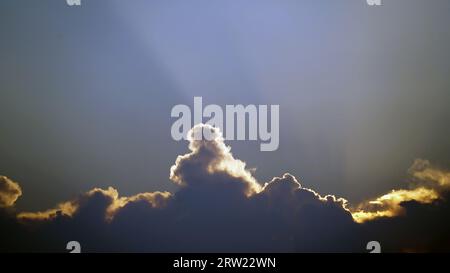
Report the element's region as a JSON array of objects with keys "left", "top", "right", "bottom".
[{"left": 1, "top": 124, "right": 450, "bottom": 252}]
